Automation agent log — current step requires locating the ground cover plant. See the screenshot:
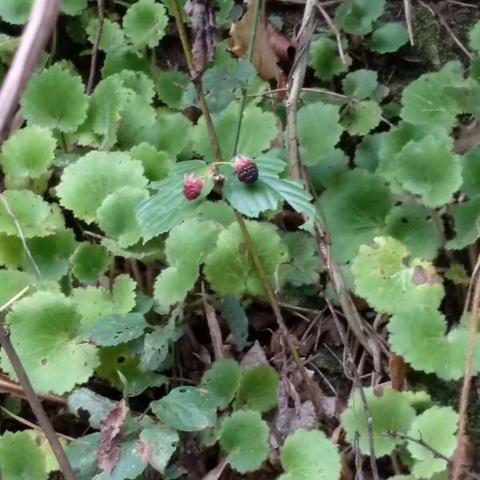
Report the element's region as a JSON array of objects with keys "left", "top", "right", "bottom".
[{"left": 0, "top": 0, "right": 480, "bottom": 479}]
